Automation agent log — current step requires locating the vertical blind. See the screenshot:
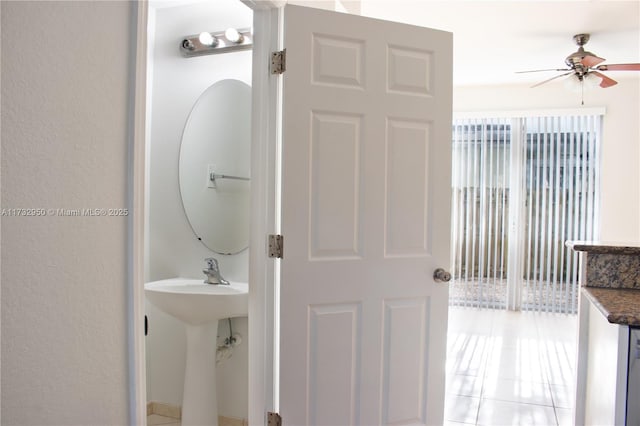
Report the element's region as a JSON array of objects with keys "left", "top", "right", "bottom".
[{"left": 450, "top": 113, "right": 602, "bottom": 313}]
